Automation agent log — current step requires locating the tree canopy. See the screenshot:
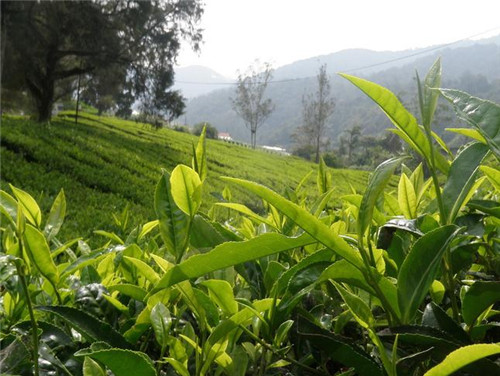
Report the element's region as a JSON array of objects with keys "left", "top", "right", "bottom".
[
  {"left": 231, "top": 62, "right": 275, "bottom": 148},
  {"left": 1, "top": 0, "right": 203, "bottom": 122}
]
